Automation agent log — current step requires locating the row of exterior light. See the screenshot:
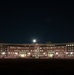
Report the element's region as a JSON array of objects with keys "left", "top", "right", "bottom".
[
  {"left": 1, "top": 51, "right": 74, "bottom": 58},
  {"left": 65, "top": 52, "right": 73, "bottom": 55},
  {"left": 1, "top": 52, "right": 31, "bottom": 57},
  {"left": 1, "top": 52, "right": 18, "bottom": 55},
  {"left": 1, "top": 52, "right": 47, "bottom": 55},
  {"left": 66, "top": 44, "right": 74, "bottom": 46},
  {"left": 1, "top": 52, "right": 74, "bottom": 55},
  {"left": 55, "top": 52, "right": 74, "bottom": 55}
]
